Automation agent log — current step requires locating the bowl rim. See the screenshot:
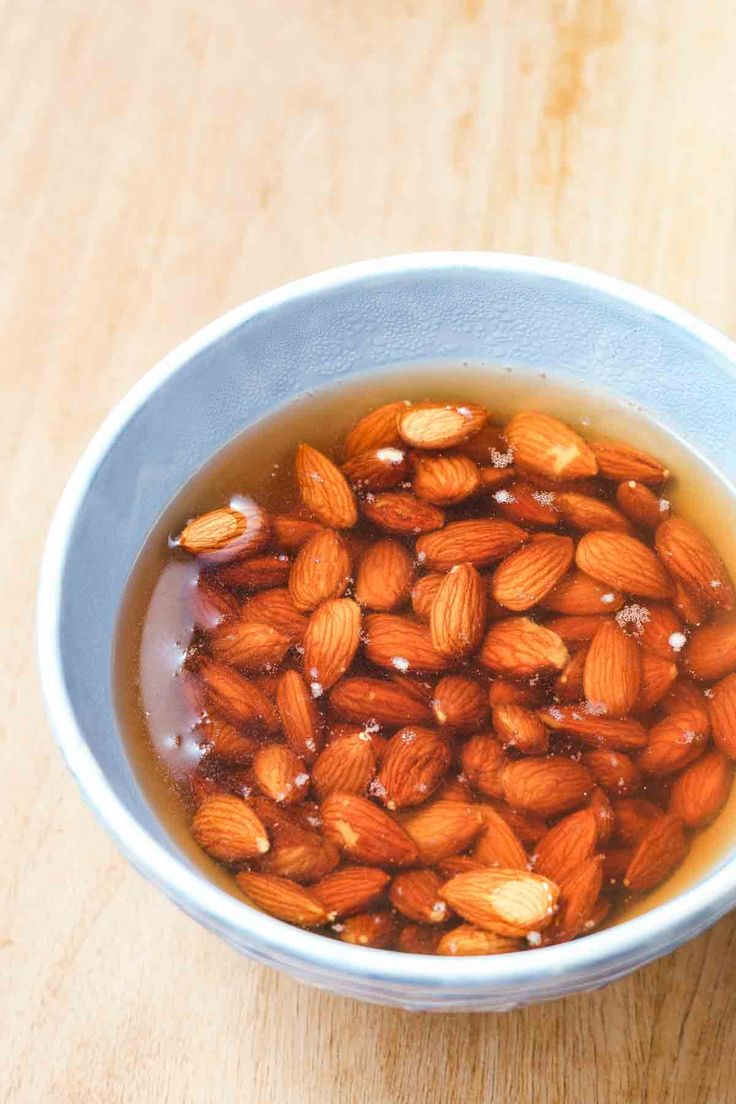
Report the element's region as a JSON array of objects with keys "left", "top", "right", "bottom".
[{"left": 37, "top": 251, "right": 736, "bottom": 992}]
